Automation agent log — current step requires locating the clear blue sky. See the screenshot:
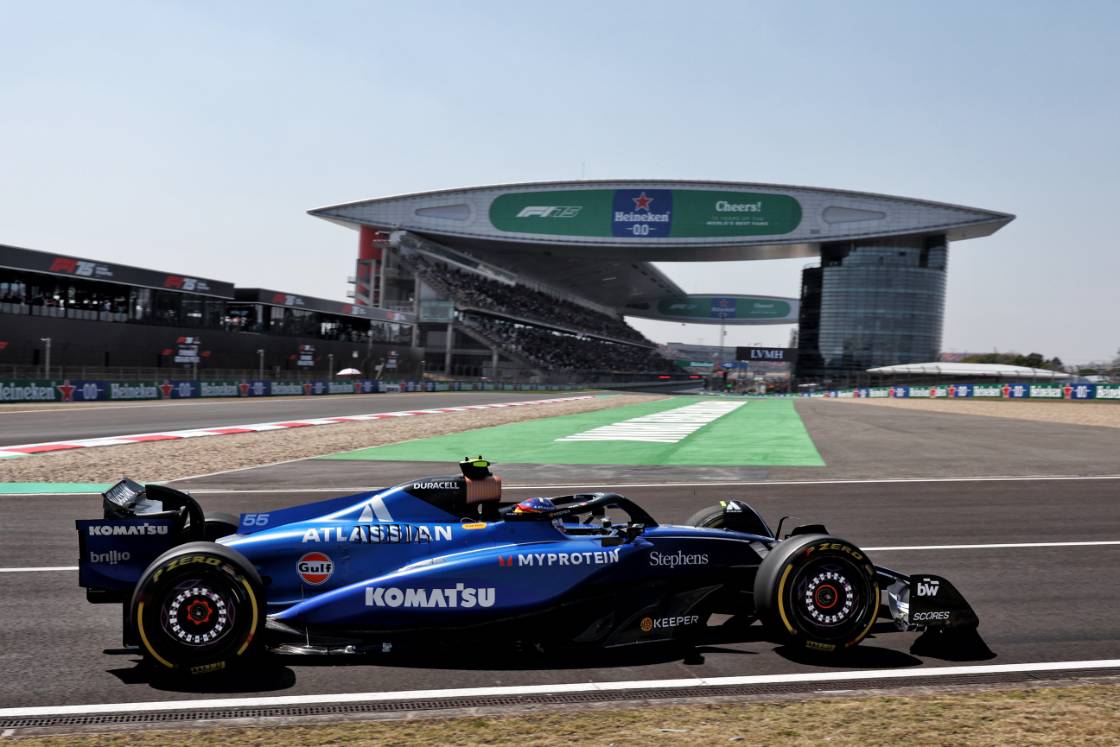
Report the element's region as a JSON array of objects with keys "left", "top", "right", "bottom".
[{"left": 2, "top": 1, "right": 1116, "bottom": 363}]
